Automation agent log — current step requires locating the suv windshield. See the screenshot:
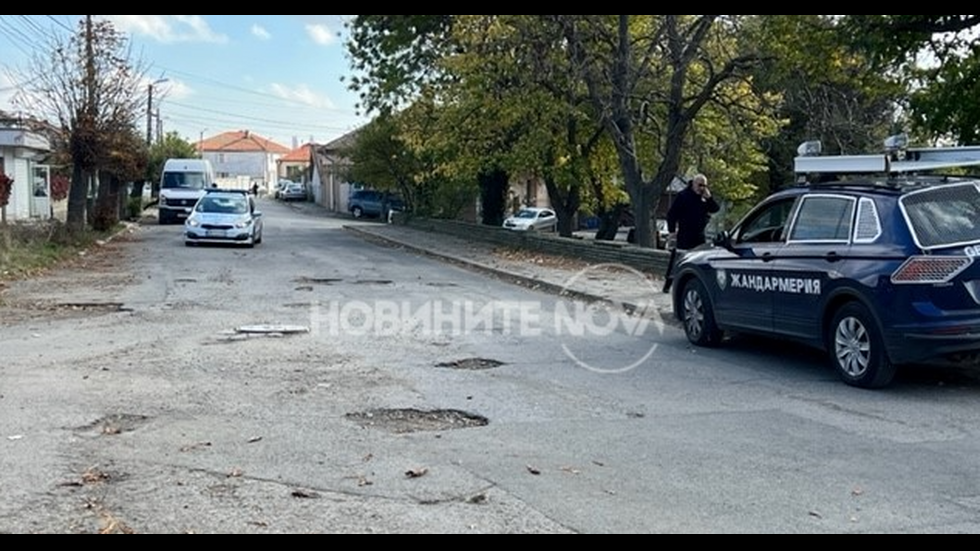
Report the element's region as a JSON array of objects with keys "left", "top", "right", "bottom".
[
  {"left": 901, "top": 183, "right": 980, "bottom": 249},
  {"left": 163, "top": 172, "right": 208, "bottom": 190}
]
